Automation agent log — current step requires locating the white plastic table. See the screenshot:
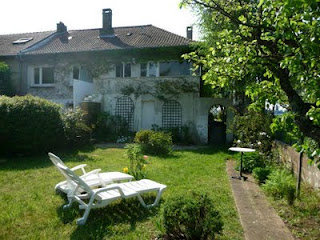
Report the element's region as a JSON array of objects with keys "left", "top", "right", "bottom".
[{"left": 229, "top": 147, "right": 255, "bottom": 180}]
